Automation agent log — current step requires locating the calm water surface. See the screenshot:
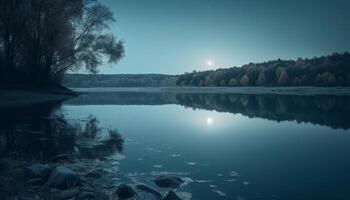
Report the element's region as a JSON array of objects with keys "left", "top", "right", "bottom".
[{"left": 1, "top": 91, "right": 350, "bottom": 200}]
